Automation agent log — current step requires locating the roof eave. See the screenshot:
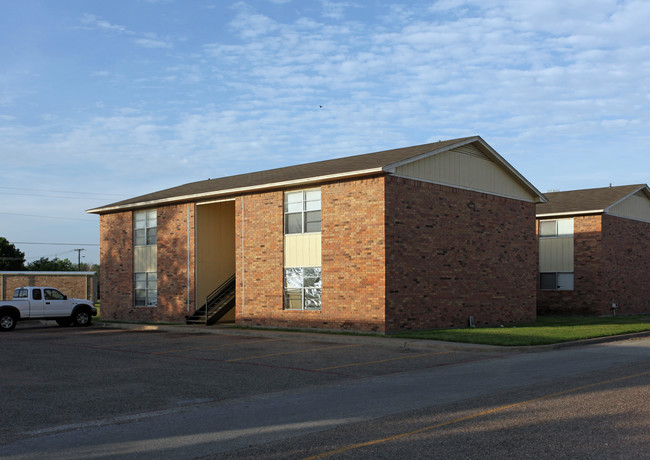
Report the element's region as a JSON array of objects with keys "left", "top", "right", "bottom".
[
  {"left": 536, "top": 209, "right": 604, "bottom": 218},
  {"left": 87, "top": 167, "right": 385, "bottom": 214}
]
